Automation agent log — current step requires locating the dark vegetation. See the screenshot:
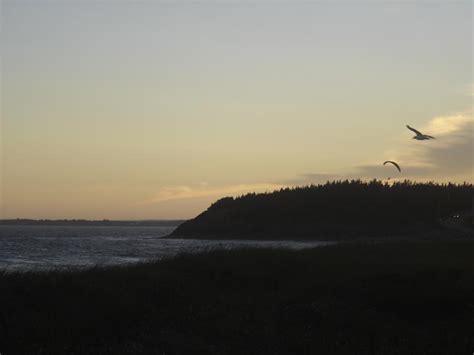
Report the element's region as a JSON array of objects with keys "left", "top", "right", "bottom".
[
  {"left": 1, "top": 241, "right": 473, "bottom": 354},
  {"left": 463, "top": 215, "right": 474, "bottom": 228},
  {"left": 0, "top": 219, "right": 184, "bottom": 227},
  {"left": 170, "top": 180, "right": 473, "bottom": 239}
]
